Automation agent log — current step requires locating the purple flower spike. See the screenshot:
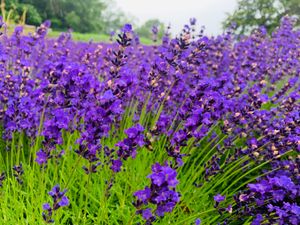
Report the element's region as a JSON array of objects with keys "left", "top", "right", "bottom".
[
  {"left": 42, "top": 185, "right": 69, "bottom": 223},
  {"left": 36, "top": 150, "right": 48, "bottom": 165},
  {"left": 190, "top": 18, "right": 197, "bottom": 26},
  {"left": 112, "top": 124, "right": 145, "bottom": 173},
  {"left": 110, "top": 159, "right": 122, "bottom": 172},
  {"left": 195, "top": 218, "right": 201, "bottom": 225},
  {"left": 134, "top": 162, "right": 180, "bottom": 223},
  {"left": 134, "top": 187, "right": 151, "bottom": 202},
  {"left": 122, "top": 24, "right": 132, "bottom": 33},
  {"left": 43, "top": 20, "right": 51, "bottom": 28},
  {"left": 142, "top": 208, "right": 153, "bottom": 220},
  {"left": 42, "top": 203, "right": 51, "bottom": 211},
  {"left": 58, "top": 196, "right": 69, "bottom": 207},
  {"left": 251, "top": 214, "right": 263, "bottom": 225},
  {"left": 152, "top": 25, "right": 158, "bottom": 35},
  {"left": 214, "top": 194, "right": 225, "bottom": 203}
]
